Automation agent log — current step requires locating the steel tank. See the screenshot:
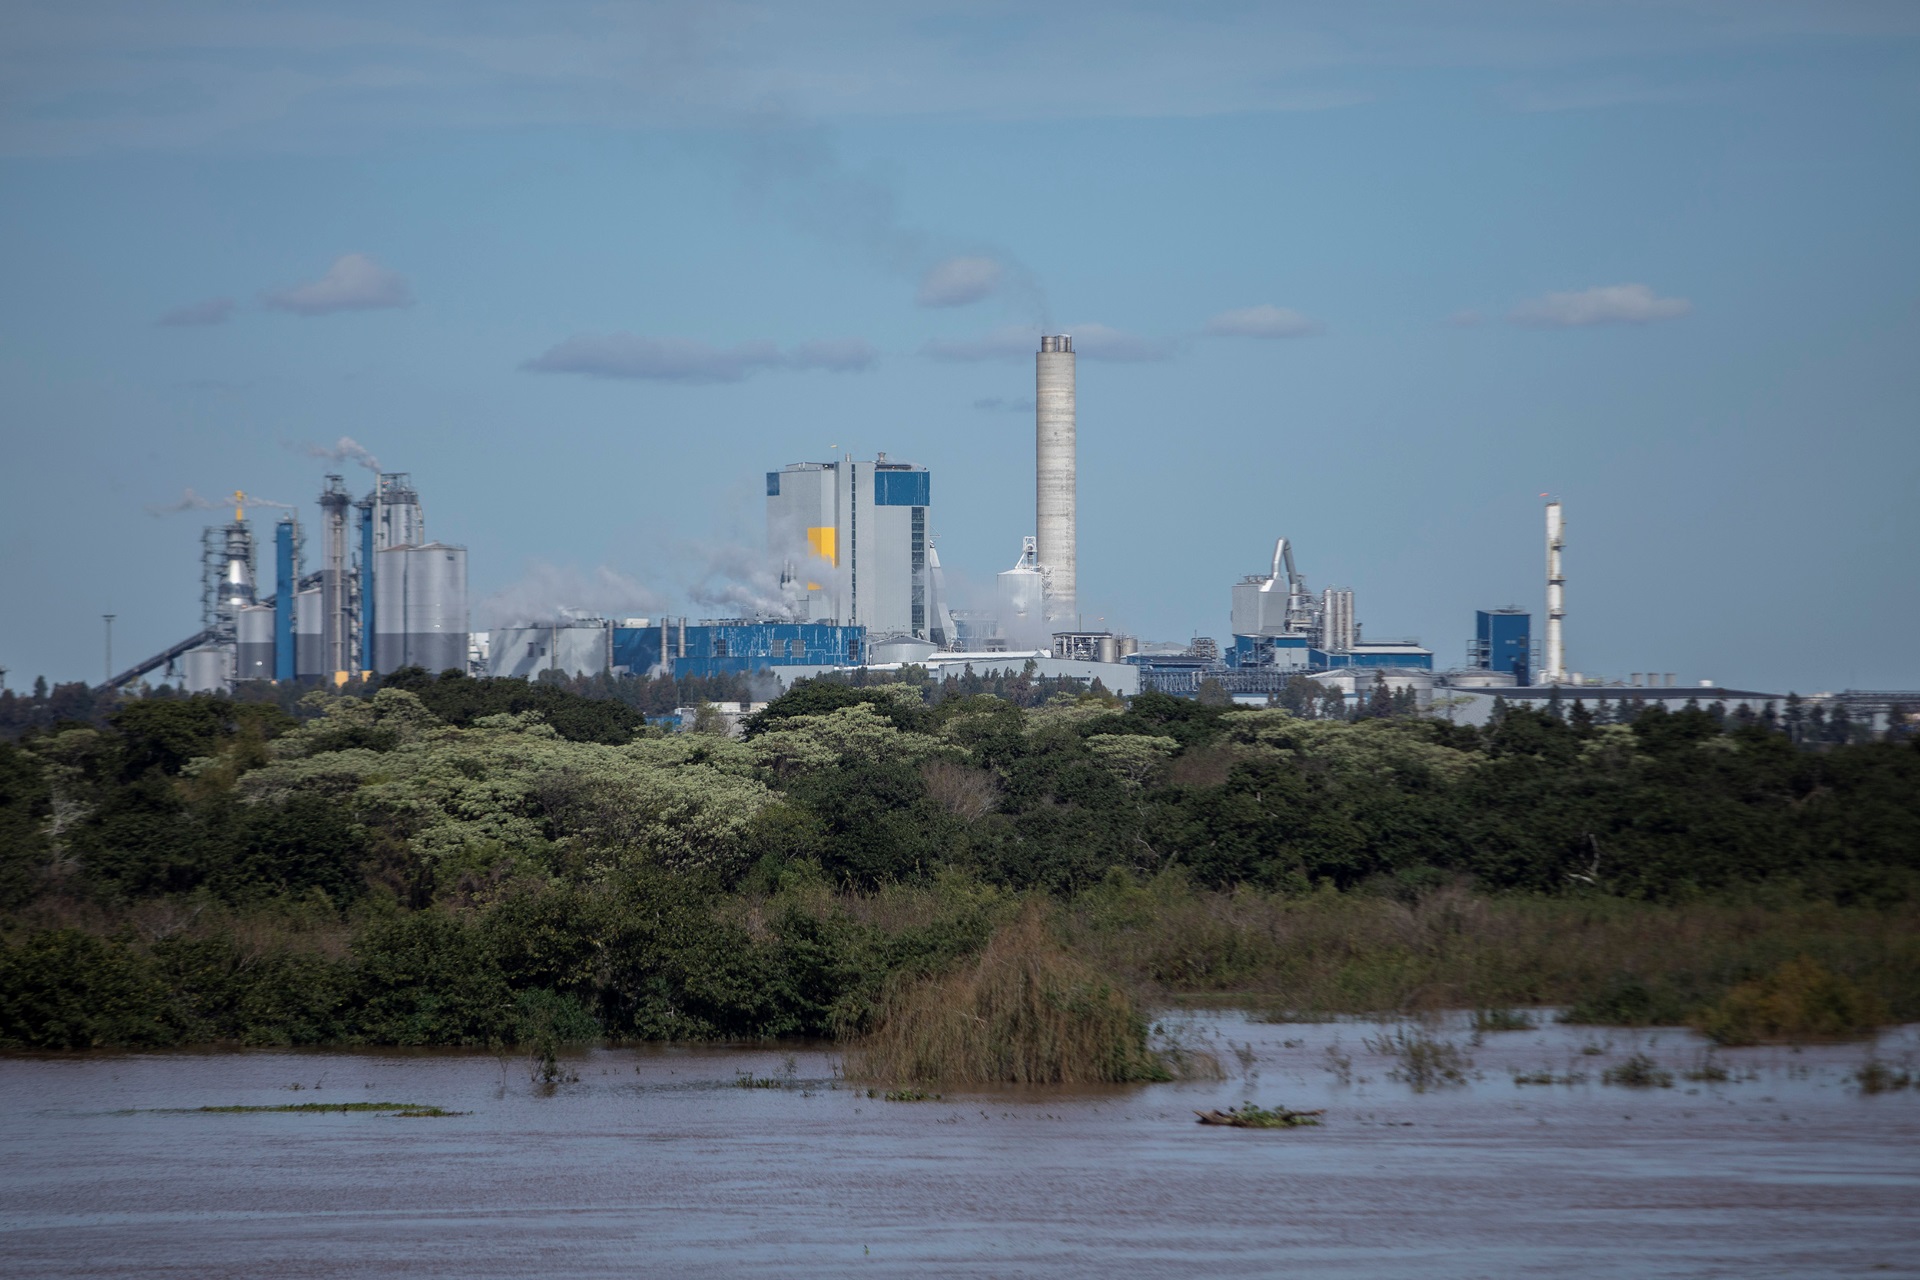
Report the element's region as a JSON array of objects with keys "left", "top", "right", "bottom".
[
  {"left": 236, "top": 604, "right": 276, "bottom": 681},
  {"left": 182, "top": 644, "right": 233, "bottom": 694},
  {"left": 374, "top": 543, "right": 469, "bottom": 674},
  {"left": 295, "top": 587, "right": 324, "bottom": 678}
]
